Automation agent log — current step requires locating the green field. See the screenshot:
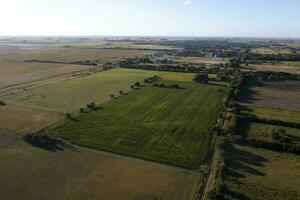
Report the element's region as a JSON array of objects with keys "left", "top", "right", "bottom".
[
  {"left": 225, "top": 144, "right": 300, "bottom": 200},
  {"left": 246, "top": 107, "right": 300, "bottom": 123},
  {"left": 48, "top": 80, "right": 226, "bottom": 168},
  {"left": 245, "top": 122, "right": 300, "bottom": 144},
  {"left": 2, "top": 69, "right": 164, "bottom": 112}
]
